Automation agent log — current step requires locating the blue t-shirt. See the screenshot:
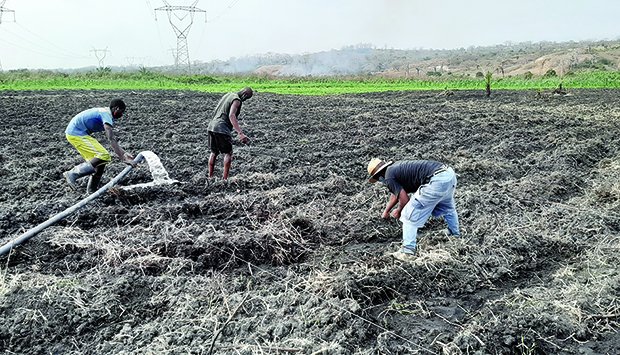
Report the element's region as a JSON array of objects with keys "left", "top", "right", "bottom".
[{"left": 65, "top": 107, "right": 114, "bottom": 136}]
